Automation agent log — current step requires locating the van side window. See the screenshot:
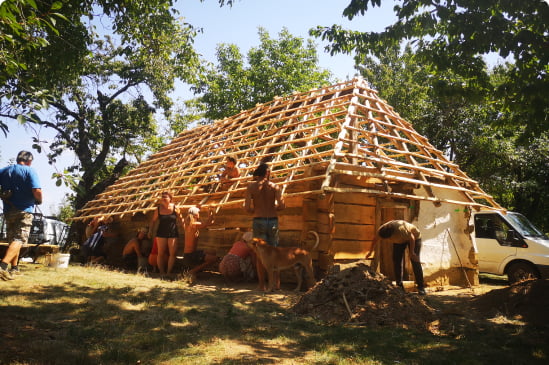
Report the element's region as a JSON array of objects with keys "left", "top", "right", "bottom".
[{"left": 474, "top": 214, "right": 514, "bottom": 246}]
